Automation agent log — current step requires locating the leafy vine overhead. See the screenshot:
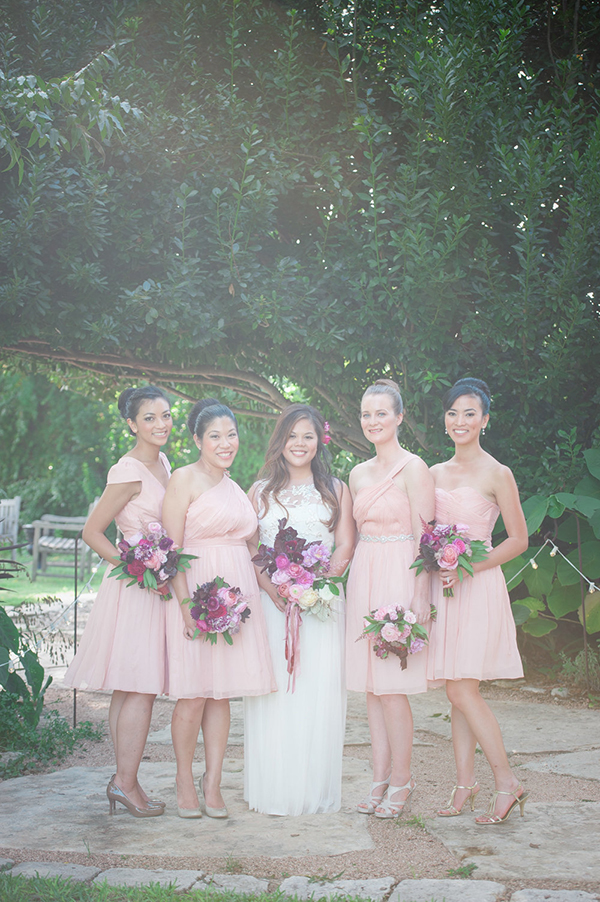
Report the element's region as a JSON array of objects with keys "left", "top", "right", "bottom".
[{"left": 1, "top": 0, "right": 599, "bottom": 482}]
